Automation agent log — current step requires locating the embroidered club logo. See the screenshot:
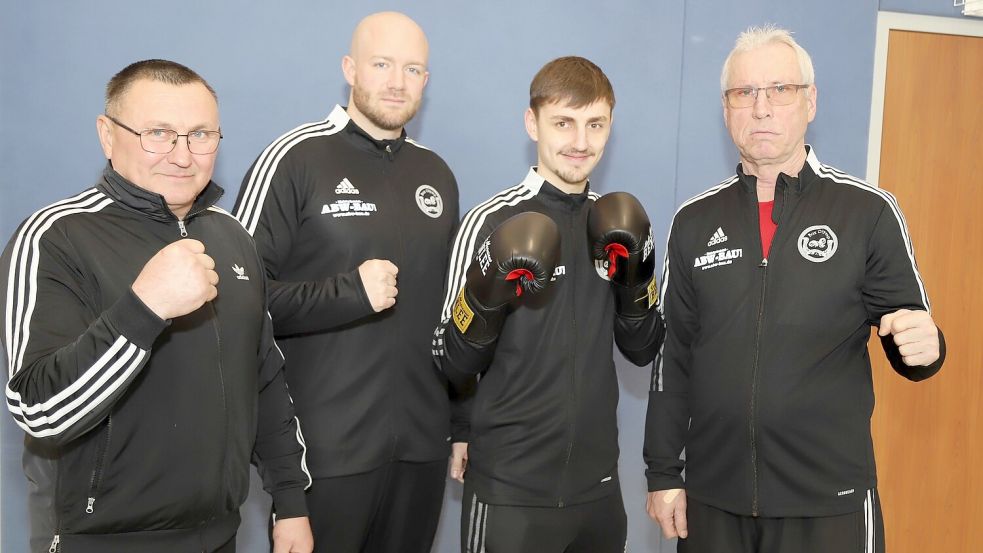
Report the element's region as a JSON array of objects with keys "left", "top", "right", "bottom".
[
  {"left": 415, "top": 185, "right": 443, "bottom": 218},
  {"left": 797, "top": 225, "right": 838, "bottom": 263}
]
